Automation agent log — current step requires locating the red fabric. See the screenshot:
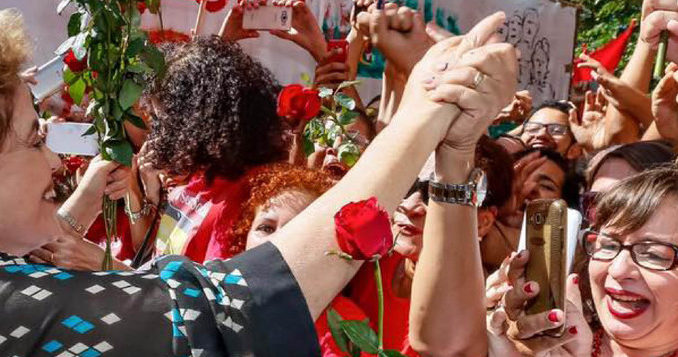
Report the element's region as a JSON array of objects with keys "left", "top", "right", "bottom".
[
  {"left": 176, "top": 172, "right": 252, "bottom": 263},
  {"left": 572, "top": 20, "right": 637, "bottom": 85},
  {"left": 147, "top": 29, "right": 191, "bottom": 44},
  {"left": 315, "top": 296, "right": 371, "bottom": 357},
  {"left": 348, "top": 253, "right": 411, "bottom": 351},
  {"left": 86, "top": 205, "right": 136, "bottom": 262}
]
